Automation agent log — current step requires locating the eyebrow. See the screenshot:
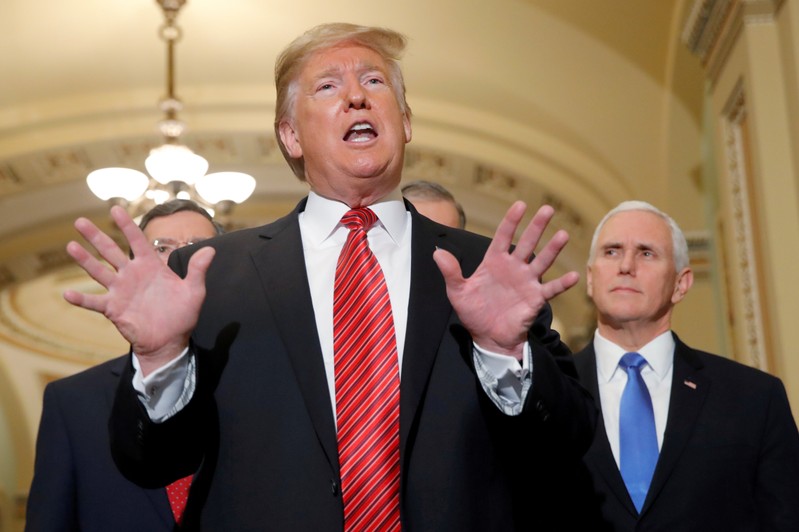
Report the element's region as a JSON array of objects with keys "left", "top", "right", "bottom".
[
  {"left": 601, "top": 241, "right": 661, "bottom": 252},
  {"left": 151, "top": 236, "right": 211, "bottom": 243},
  {"left": 312, "top": 61, "right": 385, "bottom": 82}
]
